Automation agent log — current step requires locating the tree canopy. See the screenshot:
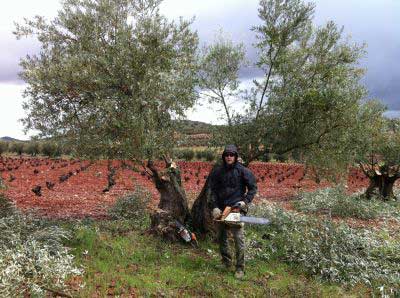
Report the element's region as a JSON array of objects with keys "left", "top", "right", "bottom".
[
  {"left": 15, "top": 0, "right": 199, "bottom": 161},
  {"left": 200, "top": 0, "right": 372, "bottom": 176},
  {"left": 16, "top": 0, "right": 400, "bottom": 206}
]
